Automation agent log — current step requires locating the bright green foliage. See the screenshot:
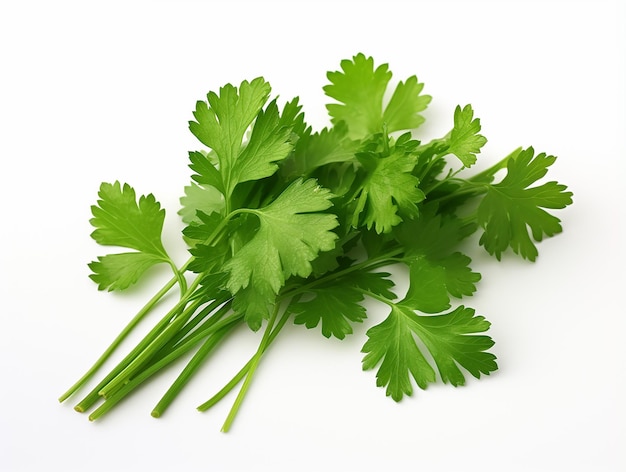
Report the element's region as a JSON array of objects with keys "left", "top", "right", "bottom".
[
  {"left": 290, "top": 271, "right": 395, "bottom": 339},
  {"left": 325, "top": 53, "right": 431, "bottom": 139},
  {"left": 447, "top": 104, "right": 487, "bottom": 167},
  {"left": 478, "top": 147, "right": 574, "bottom": 260},
  {"left": 362, "top": 305, "right": 436, "bottom": 399},
  {"left": 291, "top": 283, "right": 367, "bottom": 339},
  {"left": 179, "top": 182, "right": 224, "bottom": 225},
  {"left": 89, "top": 252, "right": 166, "bottom": 291},
  {"left": 224, "top": 179, "right": 338, "bottom": 329},
  {"left": 189, "top": 79, "right": 293, "bottom": 200},
  {"left": 88, "top": 181, "right": 171, "bottom": 291},
  {"left": 396, "top": 208, "right": 480, "bottom": 313},
  {"left": 282, "top": 122, "right": 354, "bottom": 177},
  {"left": 362, "top": 304, "right": 496, "bottom": 400},
  {"left": 63, "top": 54, "right": 572, "bottom": 432},
  {"left": 353, "top": 134, "right": 425, "bottom": 233}
]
